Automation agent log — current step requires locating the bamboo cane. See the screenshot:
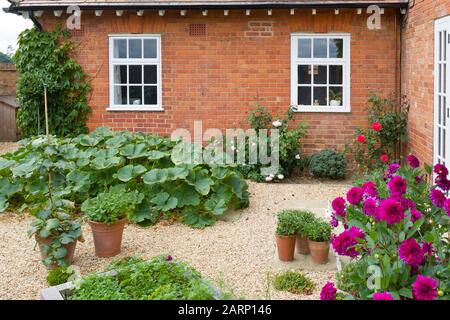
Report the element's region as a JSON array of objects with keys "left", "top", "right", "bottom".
[{"left": 44, "top": 87, "right": 53, "bottom": 205}]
